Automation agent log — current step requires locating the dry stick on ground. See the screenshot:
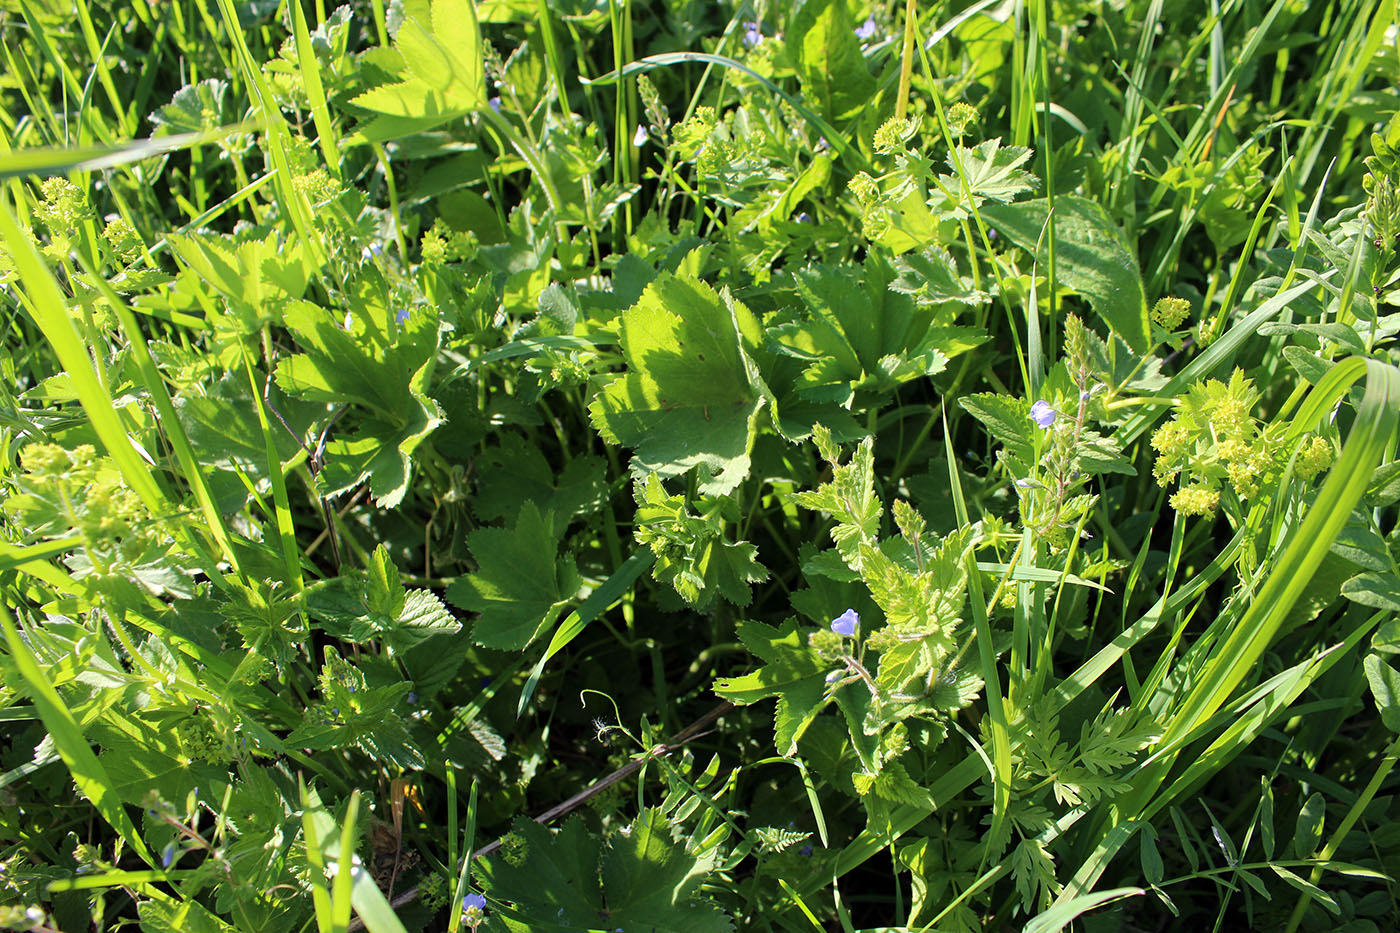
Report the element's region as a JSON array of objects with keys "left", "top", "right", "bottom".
[{"left": 345, "top": 701, "right": 735, "bottom": 929}]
